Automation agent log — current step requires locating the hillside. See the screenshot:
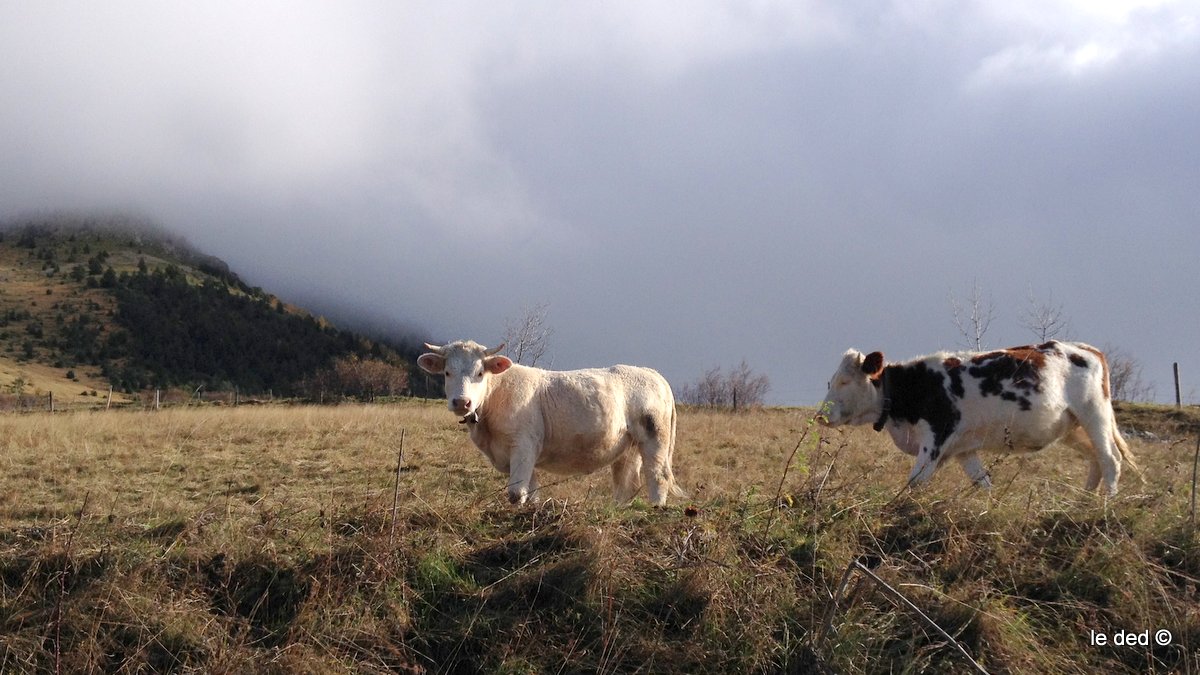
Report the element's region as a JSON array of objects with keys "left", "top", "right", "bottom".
[{"left": 0, "top": 214, "right": 428, "bottom": 403}]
